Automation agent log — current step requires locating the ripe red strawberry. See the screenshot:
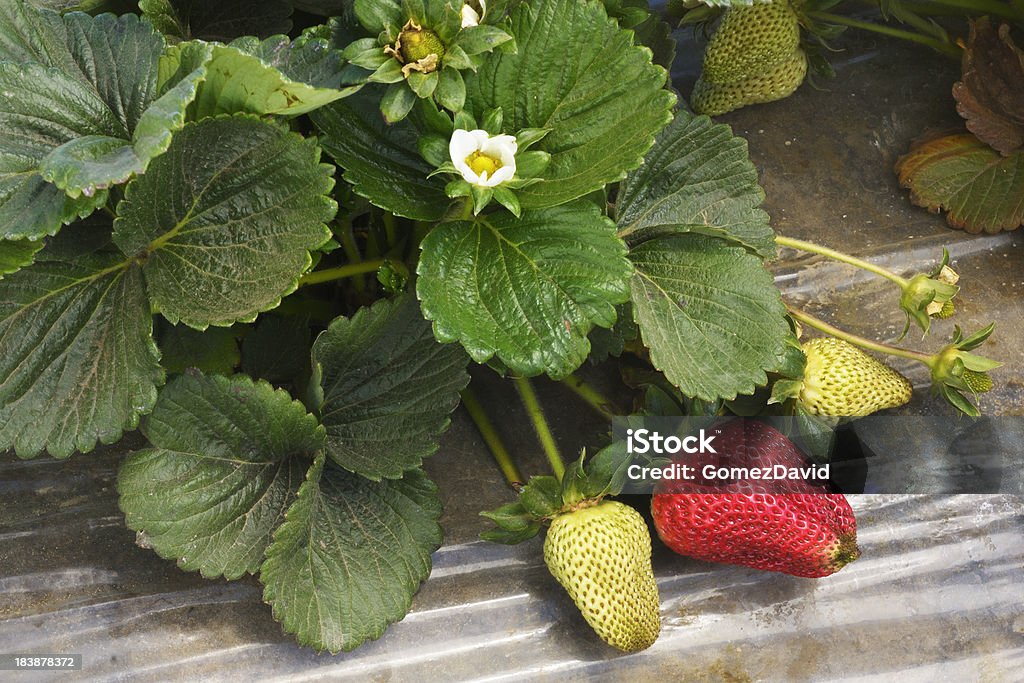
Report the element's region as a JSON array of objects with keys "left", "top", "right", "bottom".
[{"left": 651, "top": 420, "right": 860, "bottom": 578}]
